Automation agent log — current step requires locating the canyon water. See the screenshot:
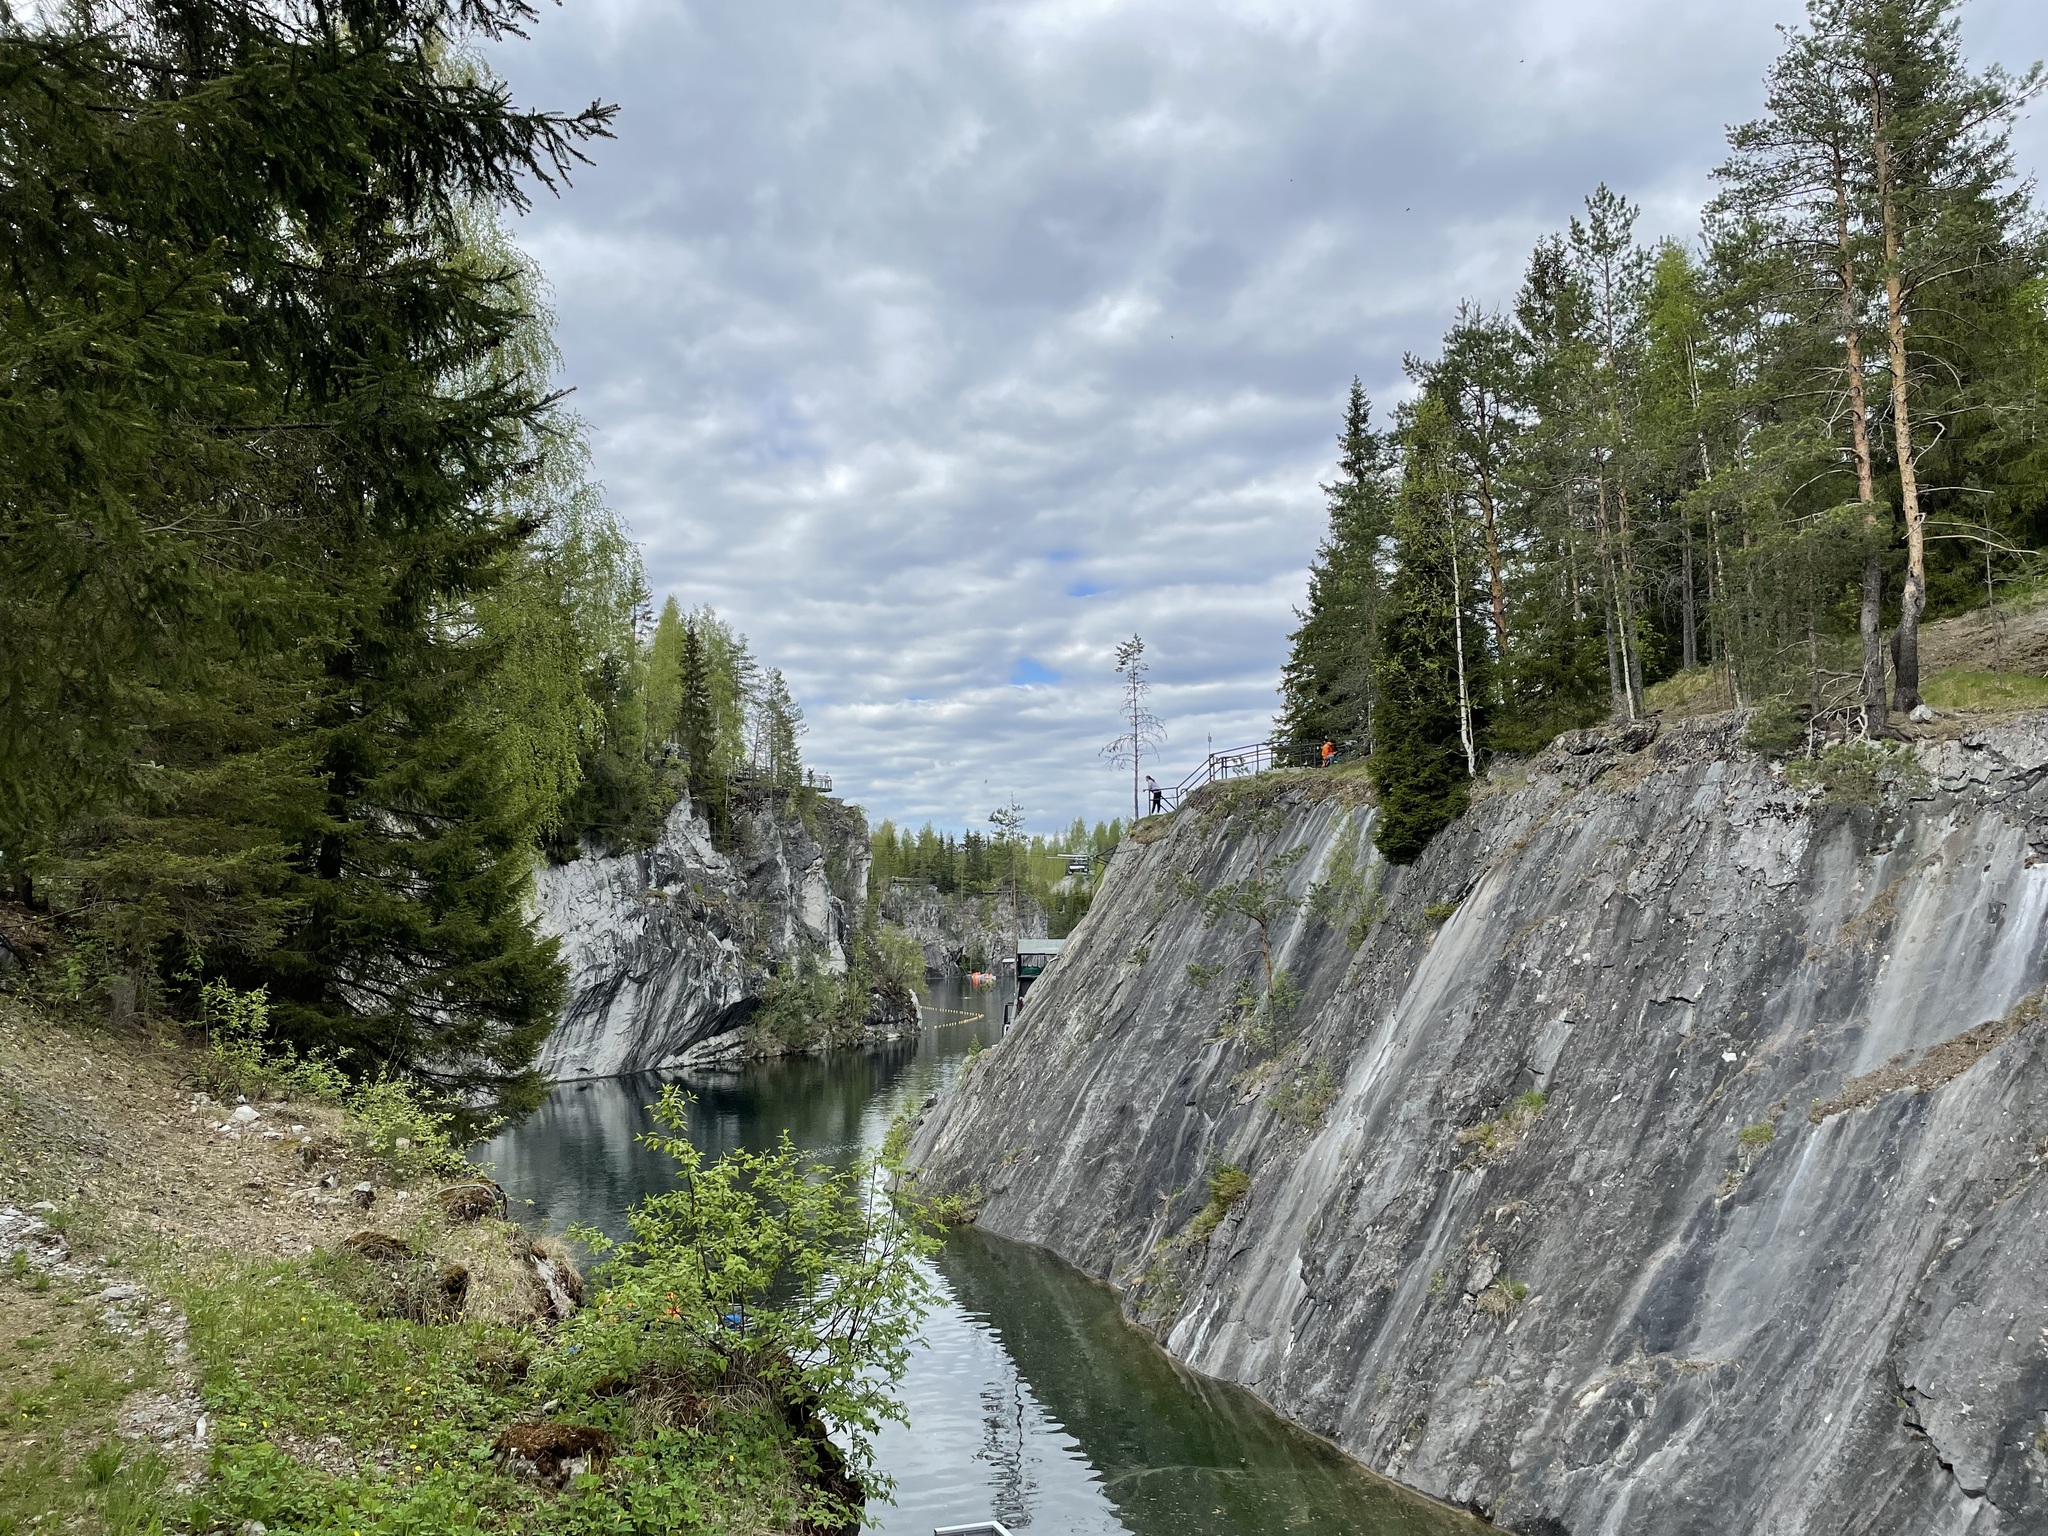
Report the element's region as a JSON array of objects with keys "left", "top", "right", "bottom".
[{"left": 478, "top": 977, "right": 1479, "bottom": 1536}]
